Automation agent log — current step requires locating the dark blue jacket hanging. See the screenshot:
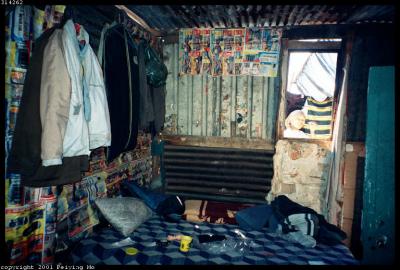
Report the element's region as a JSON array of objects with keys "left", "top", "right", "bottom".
[{"left": 102, "top": 24, "right": 140, "bottom": 162}]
